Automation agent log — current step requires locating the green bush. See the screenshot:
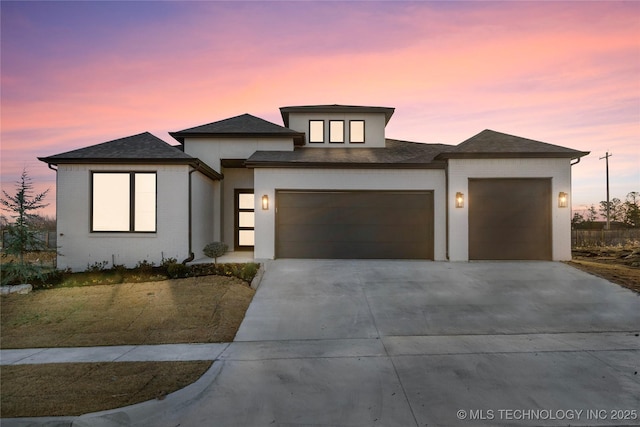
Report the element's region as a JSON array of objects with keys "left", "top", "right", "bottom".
[
  {"left": 134, "top": 260, "right": 154, "bottom": 274},
  {"left": 166, "top": 262, "right": 189, "bottom": 279},
  {"left": 85, "top": 261, "right": 108, "bottom": 273},
  {"left": 203, "top": 242, "right": 228, "bottom": 263}
]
